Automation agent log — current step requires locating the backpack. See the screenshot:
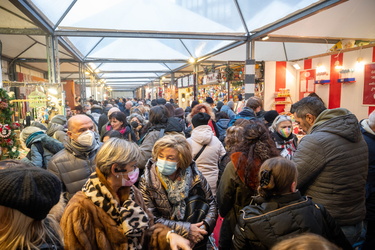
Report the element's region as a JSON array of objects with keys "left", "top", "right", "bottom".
[
  {"left": 228, "top": 114, "right": 256, "bottom": 127},
  {"left": 26, "top": 141, "right": 45, "bottom": 168},
  {"left": 26, "top": 136, "right": 64, "bottom": 169}
]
